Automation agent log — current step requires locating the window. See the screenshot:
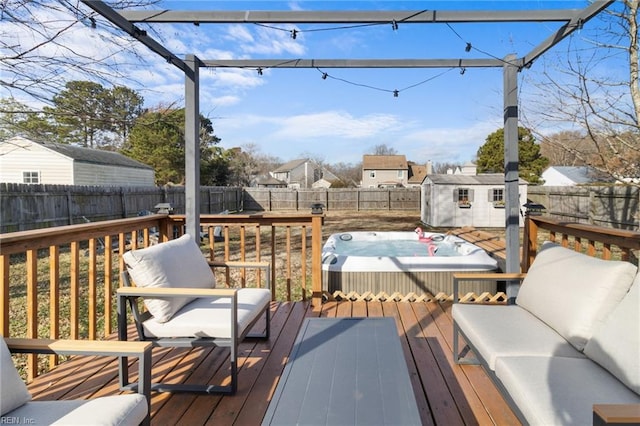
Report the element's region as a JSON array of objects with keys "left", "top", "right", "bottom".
[
  {"left": 23, "top": 171, "right": 40, "bottom": 184},
  {"left": 369, "top": 171, "right": 376, "bottom": 178},
  {"left": 457, "top": 188, "right": 469, "bottom": 202},
  {"left": 397, "top": 170, "right": 403, "bottom": 178},
  {"left": 491, "top": 188, "right": 504, "bottom": 202}
]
